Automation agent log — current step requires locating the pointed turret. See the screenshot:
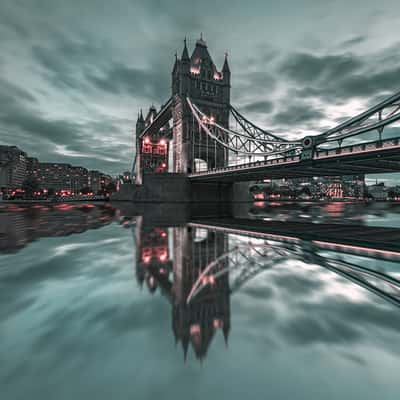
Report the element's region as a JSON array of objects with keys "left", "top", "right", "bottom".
[
  {"left": 178, "top": 38, "right": 191, "bottom": 94},
  {"left": 222, "top": 53, "right": 230, "bottom": 74},
  {"left": 172, "top": 51, "right": 179, "bottom": 74},
  {"left": 136, "top": 108, "right": 145, "bottom": 136},
  {"left": 223, "top": 323, "right": 230, "bottom": 347},
  {"left": 182, "top": 336, "right": 189, "bottom": 362},
  {"left": 181, "top": 38, "right": 190, "bottom": 61},
  {"left": 191, "top": 34, "right": 213, "bottom": 66},
  {"left": 145, "top": 105, "right": 157, "bottom": 126}
]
